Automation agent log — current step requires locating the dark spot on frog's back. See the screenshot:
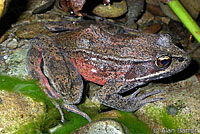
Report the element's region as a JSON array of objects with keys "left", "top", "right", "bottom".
[
  {"left": 120, "top": 47, "right": 134, "bottom": 56},
  {"left": 89, "top": 40, "right": 95, "bottom": 46}
]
